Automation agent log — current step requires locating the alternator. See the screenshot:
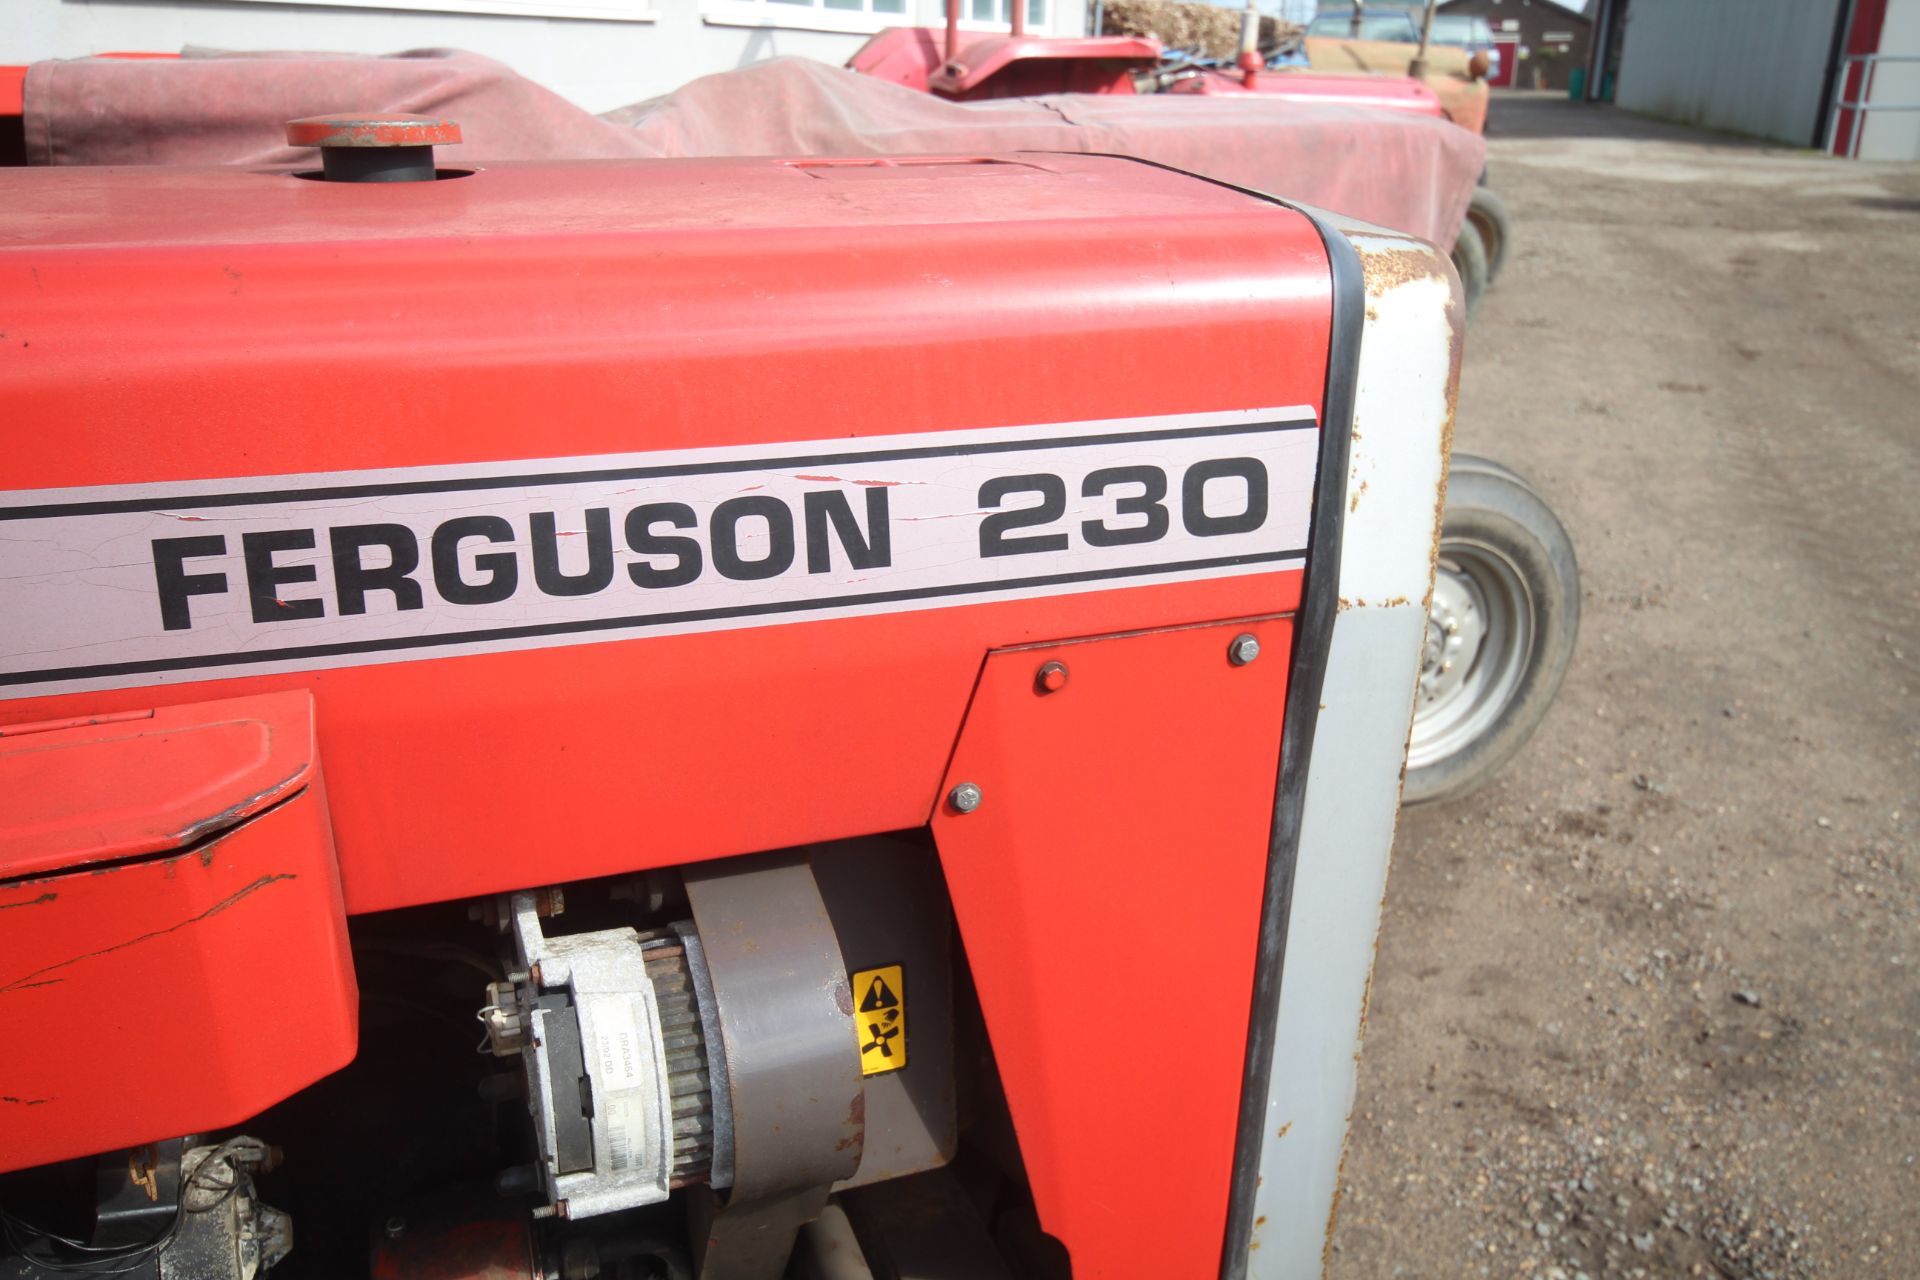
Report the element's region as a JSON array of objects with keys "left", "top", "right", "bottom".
[{"left": 479, "top": 893, "right": 732, "bottom": 1219}]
